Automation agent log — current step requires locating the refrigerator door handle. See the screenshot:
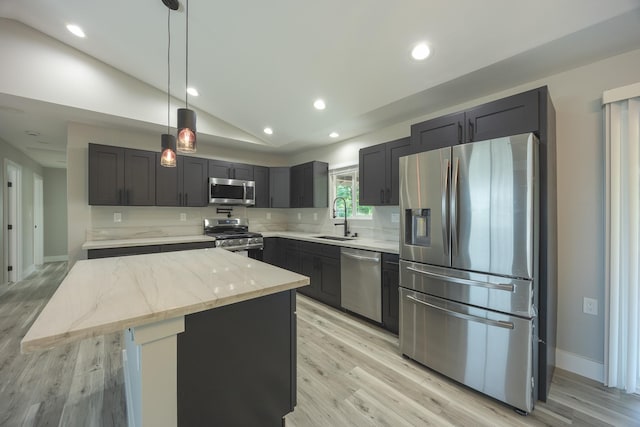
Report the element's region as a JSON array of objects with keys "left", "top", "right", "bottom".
[
  {"left": 451, "top": 157, "right": 459, "bottom": 256},
  {"left": 405, "top": 294, "right": 515, "bottom": 329},
  {"left": 406, "top": 266, "right": 515, "bottom": 292},
  {"left": 441, "top": 159, "right": 450, "bottom": 257}
]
